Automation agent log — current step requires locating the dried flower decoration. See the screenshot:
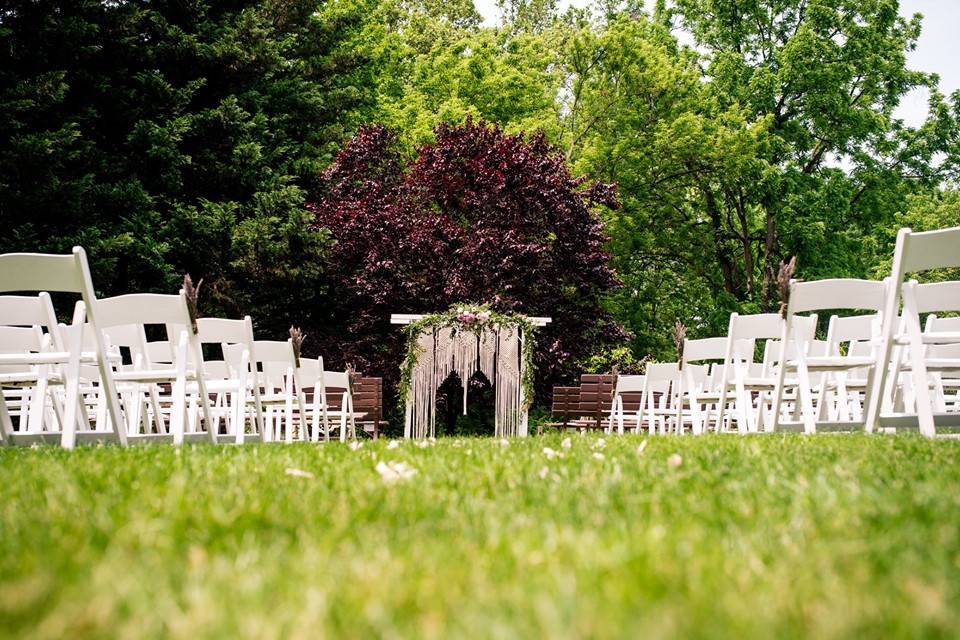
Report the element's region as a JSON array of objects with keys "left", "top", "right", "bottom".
[
  {"left": 183, "top": 274, "right": 202, "bottom": 335},
  {"left": 777, "top": 256, "right": 797, "bottom": 318},
  {"left": 673, "top": 320, "right": 687, "bottom": 369},
  {"left": 289, "top": 326, "right": 306, "bottom": 367}
]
